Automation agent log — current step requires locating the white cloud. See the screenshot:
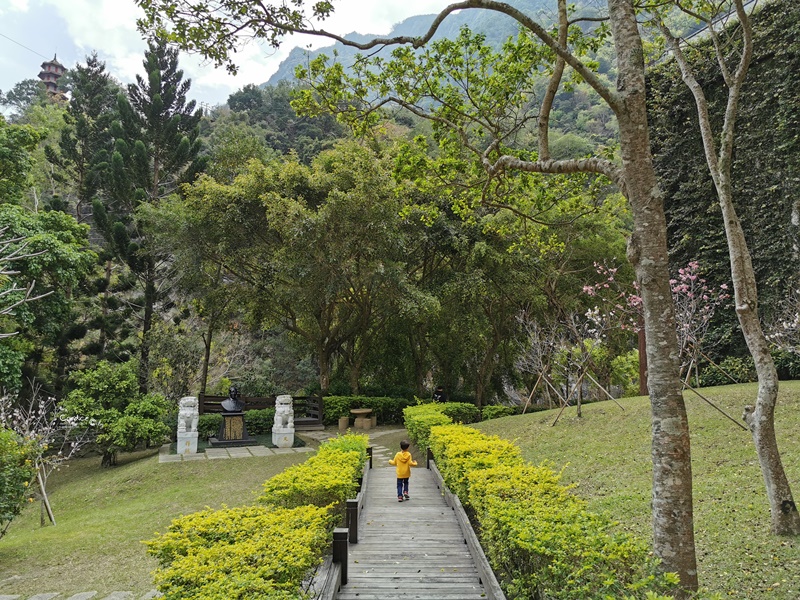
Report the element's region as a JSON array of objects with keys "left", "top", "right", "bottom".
[{"left": 0, "top": 0, "right": 30, "bottom": 15}]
